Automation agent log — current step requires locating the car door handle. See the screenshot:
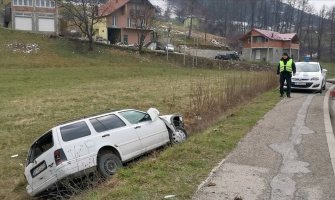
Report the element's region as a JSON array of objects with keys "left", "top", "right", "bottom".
[
  {"left": 134, "top": 126, "right": 141, "bottom": 129},
  {"left": 102, "top": 134, "right": 110, "bottom": 138}
]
